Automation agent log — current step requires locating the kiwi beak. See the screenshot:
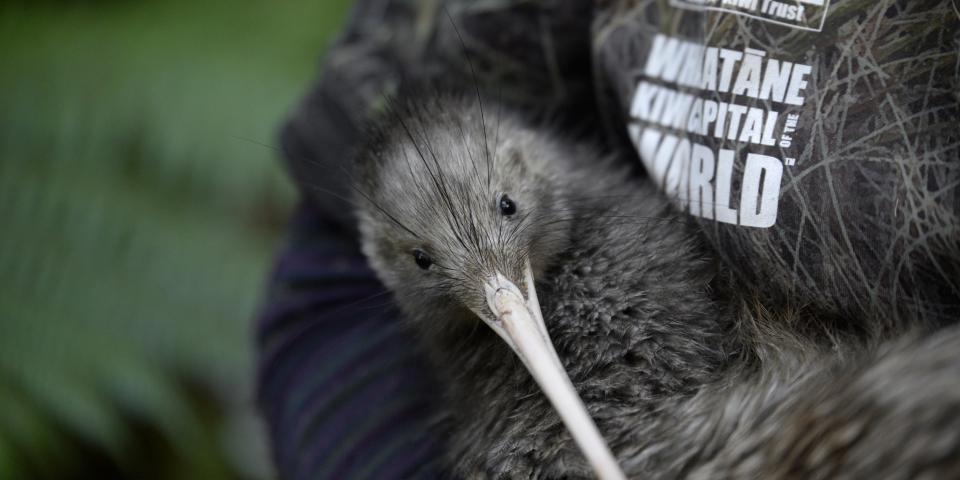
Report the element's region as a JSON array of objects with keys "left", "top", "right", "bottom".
[{"left": 474, "top": 260, "right": 626, "bottom": 480}]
